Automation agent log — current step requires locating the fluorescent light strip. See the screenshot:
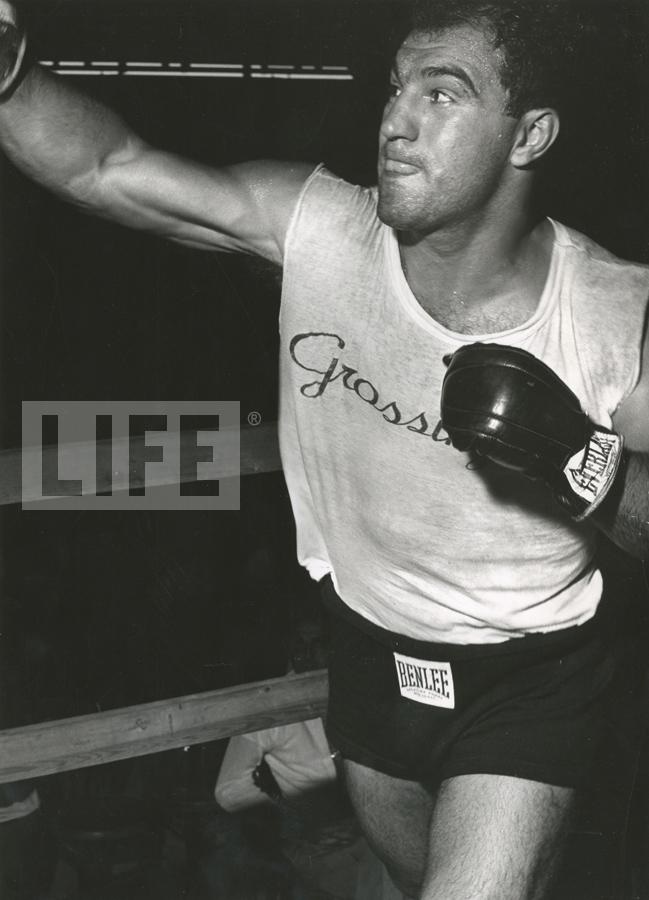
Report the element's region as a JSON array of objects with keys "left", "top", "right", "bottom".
[
  {"left": 42, "top": 61, "right": 351, "bottom": 72},
  {"left": 47, "top": 61, "right": 352, "bottom": 81},
  {"left": 251, "top": 72, "right": 352, "bottom": 80},
  {"left": 123, "top": 71, "right": 245, "bottom": 78},
  {"left": 297, "top": 73, "right": 353, "bottom": 80},
  {"left": 189, "top": 62, "right": 243, "bottom": 69},
  {"left": 56, "top": 70, "right": 350, "bottom": 81},
  {"left": 53, "top": 68, "right": 245, "bottom": 79},
  {"left": 57, "top": 70, "right": 119, "bottom": 76}
]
